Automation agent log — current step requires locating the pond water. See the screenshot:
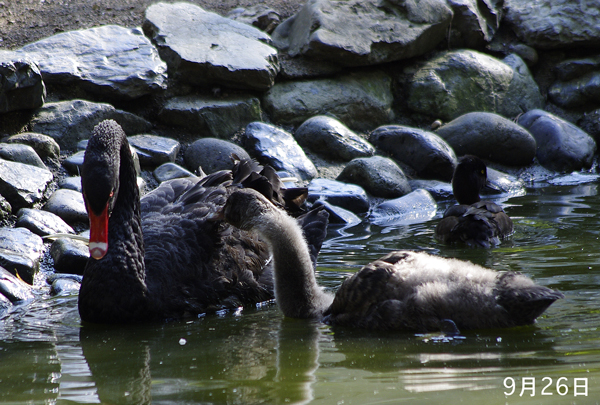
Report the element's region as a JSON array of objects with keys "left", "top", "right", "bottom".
[{"left": 1, "top": 175, "right": 600, "bottom": 405}]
